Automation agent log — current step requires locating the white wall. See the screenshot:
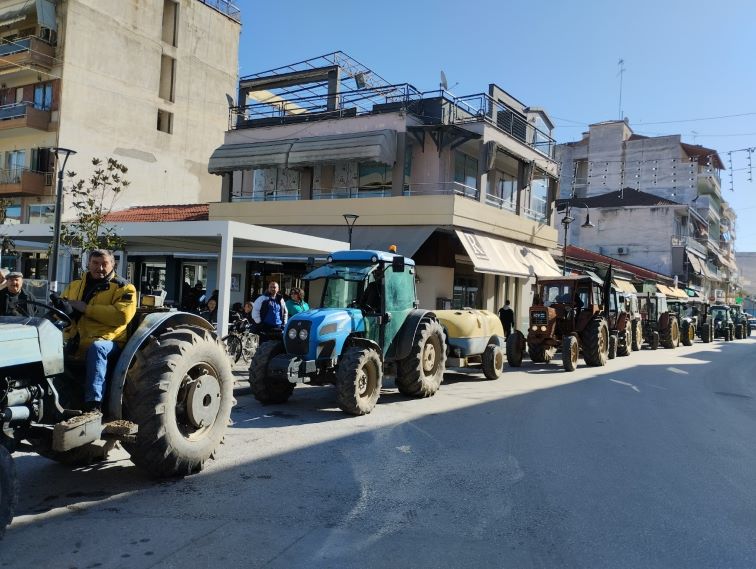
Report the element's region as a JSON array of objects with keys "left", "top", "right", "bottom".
[{"left": 416, "top": 265, "right": 453, "bottom": 310}]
